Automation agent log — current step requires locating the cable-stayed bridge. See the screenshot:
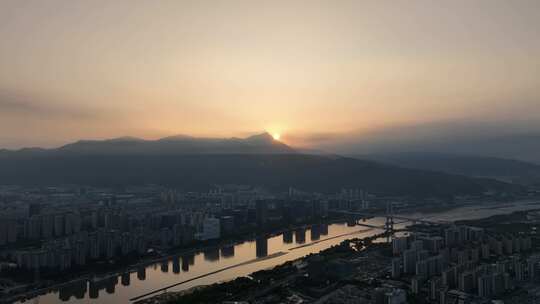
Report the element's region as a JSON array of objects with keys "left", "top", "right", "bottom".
[{"left": 329, "top": 208, "right": 450, "bottom": 234}]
